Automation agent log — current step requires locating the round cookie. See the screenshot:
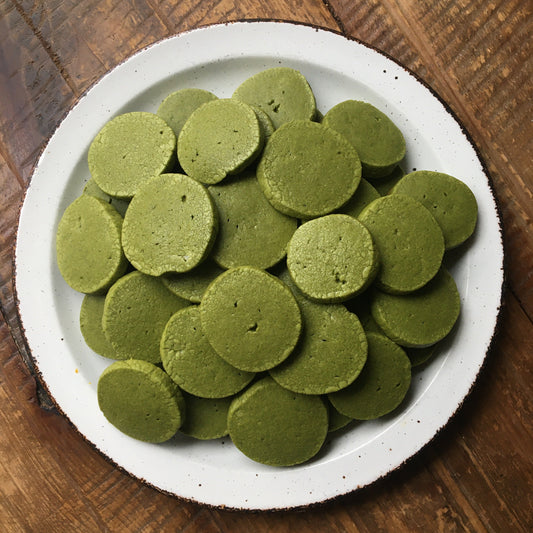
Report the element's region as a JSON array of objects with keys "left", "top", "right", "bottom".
[
  {"left": 257, "top": 120, "right": 362, "bottom": 218},
  {"left": 391, "top": 170, "right": 478, "bottom": 249},
  {"left": 79, "top": 294, "right": 118, "bottom": 359},
  {"left": 372, "top": 165, "right": 404, "bottom": 195},
  {"left": 328, "top": 332, "right": 411, "bottom": 420},
  {"left": 121, "top": 173, "right": 218, "bottom": 275},
  {"left": 199, "top": 266, "right": 302, "bottom": 372},
  {"left": 251, "top": 105, "right": 275, "bottom": 140},
  {"left": 227, "top": 376, "right": 328, "bottom": 466},
  {"left": 358, "top": 194, "right": 445, "bottom": 294},
  {"left": 160, "top": 306, "right": 255, "bottom": 398},
  {"left": 161, "top": 260, "right": 224, "bottom": 304},
  {"left": 56, "top": 195, "right": 128, "bottom": 294},
  {"left": 232, "top": 67, "right": 317, "bottom": 129},
  {"left": 157, "top": 88, "right": 218, "bottom": 138},
  {"left": 270, "top": 271, "right": 368, "bottom": 394},
  {"left": 88, "top": 112, "right": 176, "bottom": 198},
  {"left": 97, "top": 359, "right": 185, "bottom": 443},
  {"left": 286, "top": 214, "right": 379, "bottom": 302},
  {"left": 102, "top": 271, "right": 190, "bottom": 363},
  {"left": 323, "top": 100, "right": 406, "bottom": 178},
  {"left": 338, "top": 178, "right": 381, "bottom": 219},
  {"left": 208, "top": 171, "right": 297, "bottom": 269},
  {"left": 370, "top": 268, "right": 461, "bottom": 347},
  {"left": 177, "top": 98, "right": 263, "bottom": 184},
  {"left": 327, "top": 399, "right": 354, "bottom": 432},
  {"left": 180, "top": 393, "right": 232, "bottom": 440}
]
